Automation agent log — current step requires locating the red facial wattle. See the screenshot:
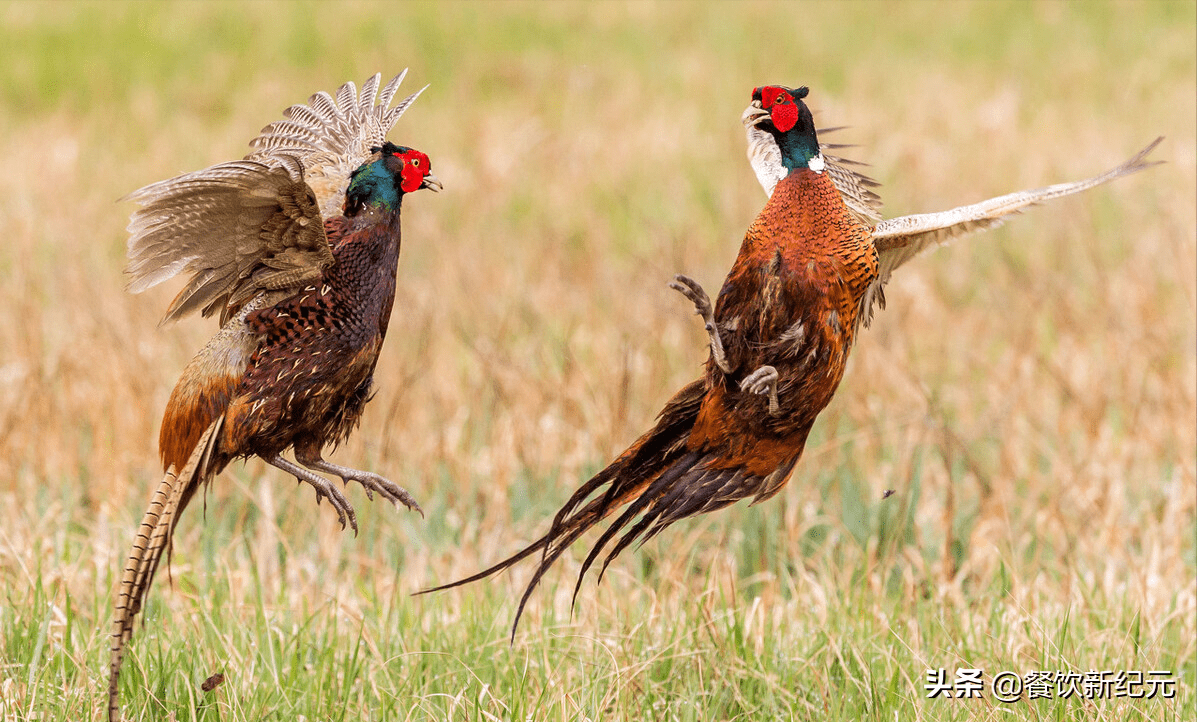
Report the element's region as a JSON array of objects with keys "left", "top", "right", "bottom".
[
  {"left": 758, "top": 85, "right": 798, "bottom": 133},
  {"left": 394, "top": 150, "right": 430, "bottom": 193}
]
